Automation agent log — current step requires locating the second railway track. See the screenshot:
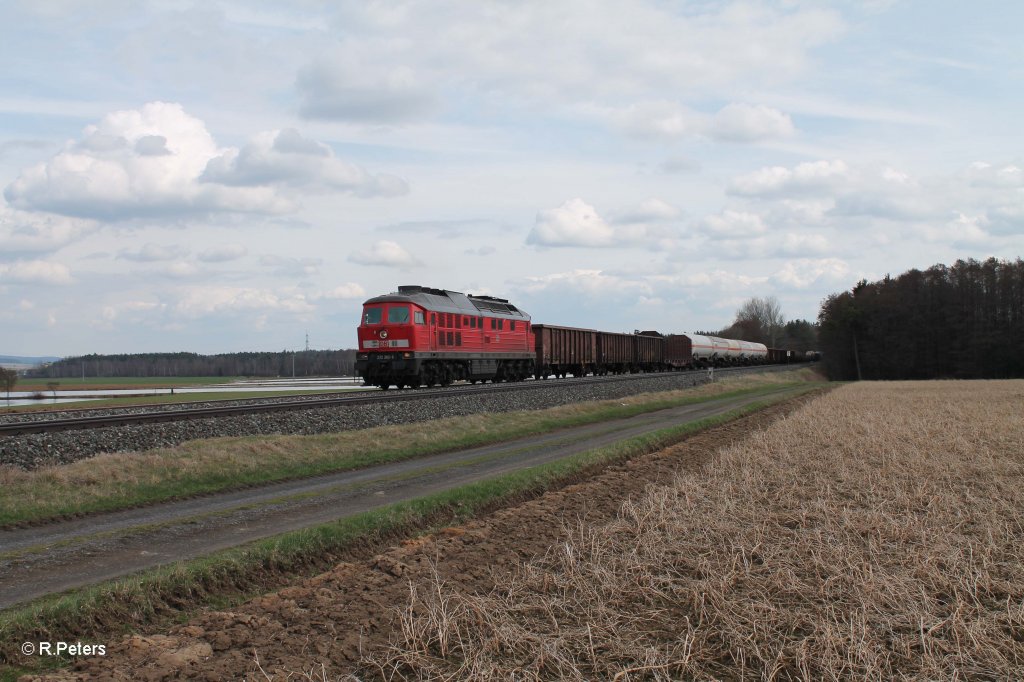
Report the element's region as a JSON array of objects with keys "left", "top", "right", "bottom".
[{"left": 0, "top": 365, "right": 794, "bottom": 437}]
